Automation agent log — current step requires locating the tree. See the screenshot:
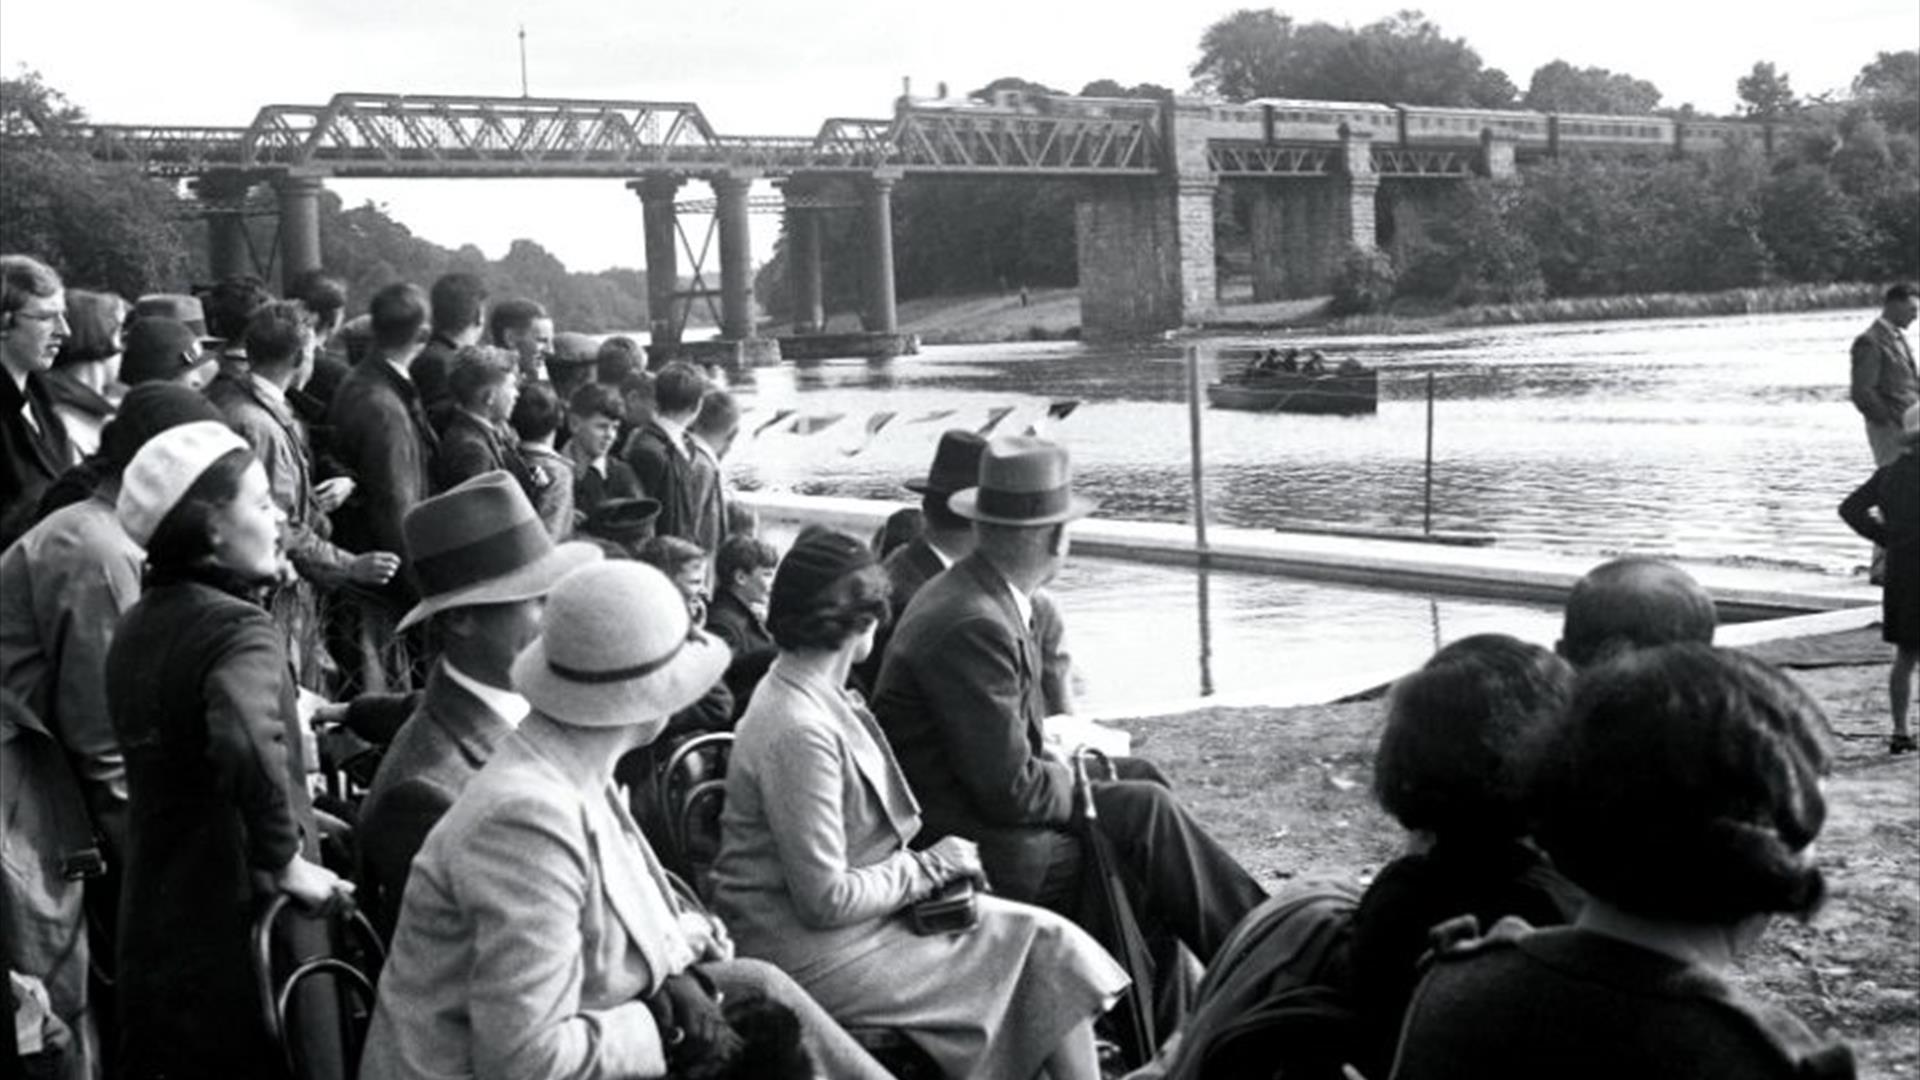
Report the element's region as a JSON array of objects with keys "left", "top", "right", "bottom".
[
  {"left": 1189, "top": 9, "right": 1297, "bottom": 100},
  {"left": 1736, "top": 61, "right": 1798, "bottom": 120},
  {"left": 1853, "top": 50, "right": 1920, "bottom": 135},
  {"left": 967, "top": 76, "right": 1062, "bottom": 100},
  {"left": 0, "top": 68, "right": 85, "bottom": 136},
  {"left": 1079, "top": 79, "right": 1173, "bottom": 101},
  {"left": 1524, "top": 60, "right": 1663, "bottom": 115},
  {"left": 1189, "top": 8, "right": 1515, "bottom": 106}
]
